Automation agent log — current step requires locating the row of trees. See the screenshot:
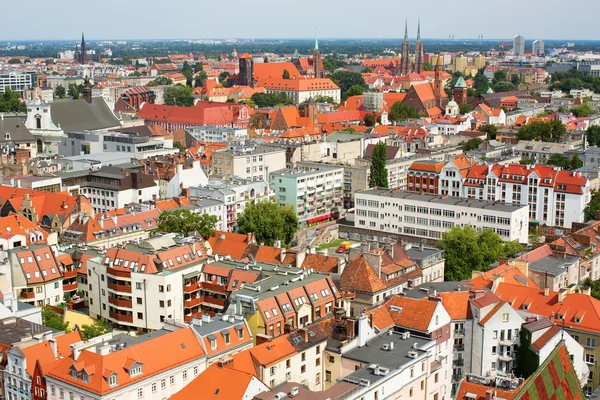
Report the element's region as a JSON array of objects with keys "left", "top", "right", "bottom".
[
  {"left": 0, "top": 89, "right": 26, "bottom": 112},
  {"left": 251, "top": 92, "right": 295, "bottom": 107}
]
